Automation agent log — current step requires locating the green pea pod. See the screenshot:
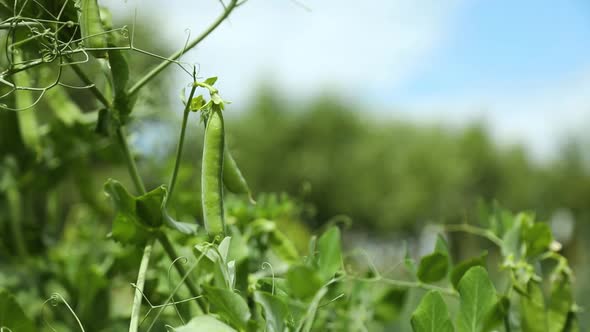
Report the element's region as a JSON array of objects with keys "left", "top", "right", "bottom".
[
  {"left": 13, "top": 53, "right": 40, "bottom": 156},
  {"left": 78, "top": 0, "right": 107, "bottom": 58},
  {"left": 223, "top": 145, "right": 255, "bottom": 203},
  {"left": 202, "top": 108, "right": 225, "bottom": 236}
]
